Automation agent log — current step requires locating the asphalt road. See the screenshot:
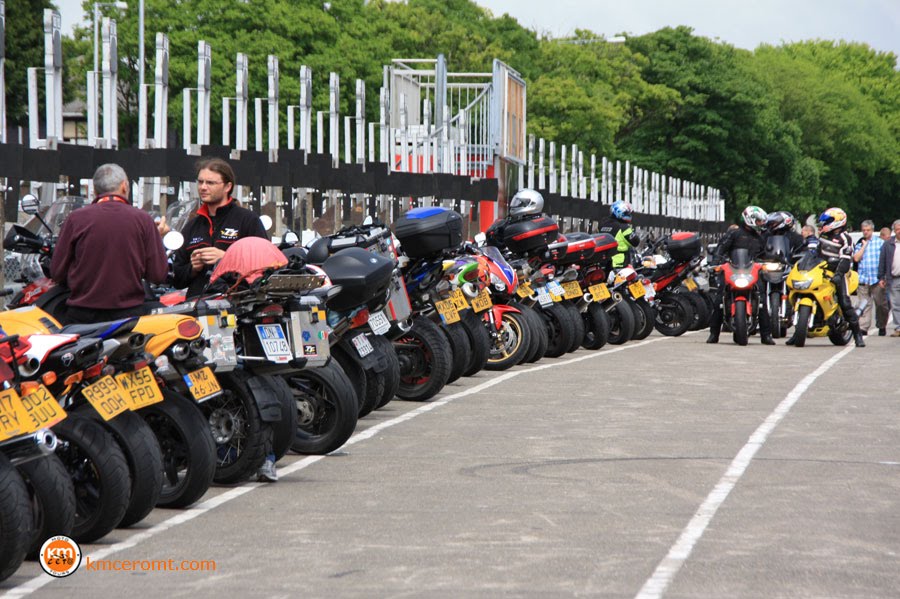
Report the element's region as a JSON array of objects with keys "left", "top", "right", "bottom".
[{"left": 3, "top": 330, "right": 899, "bottom": 598}]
